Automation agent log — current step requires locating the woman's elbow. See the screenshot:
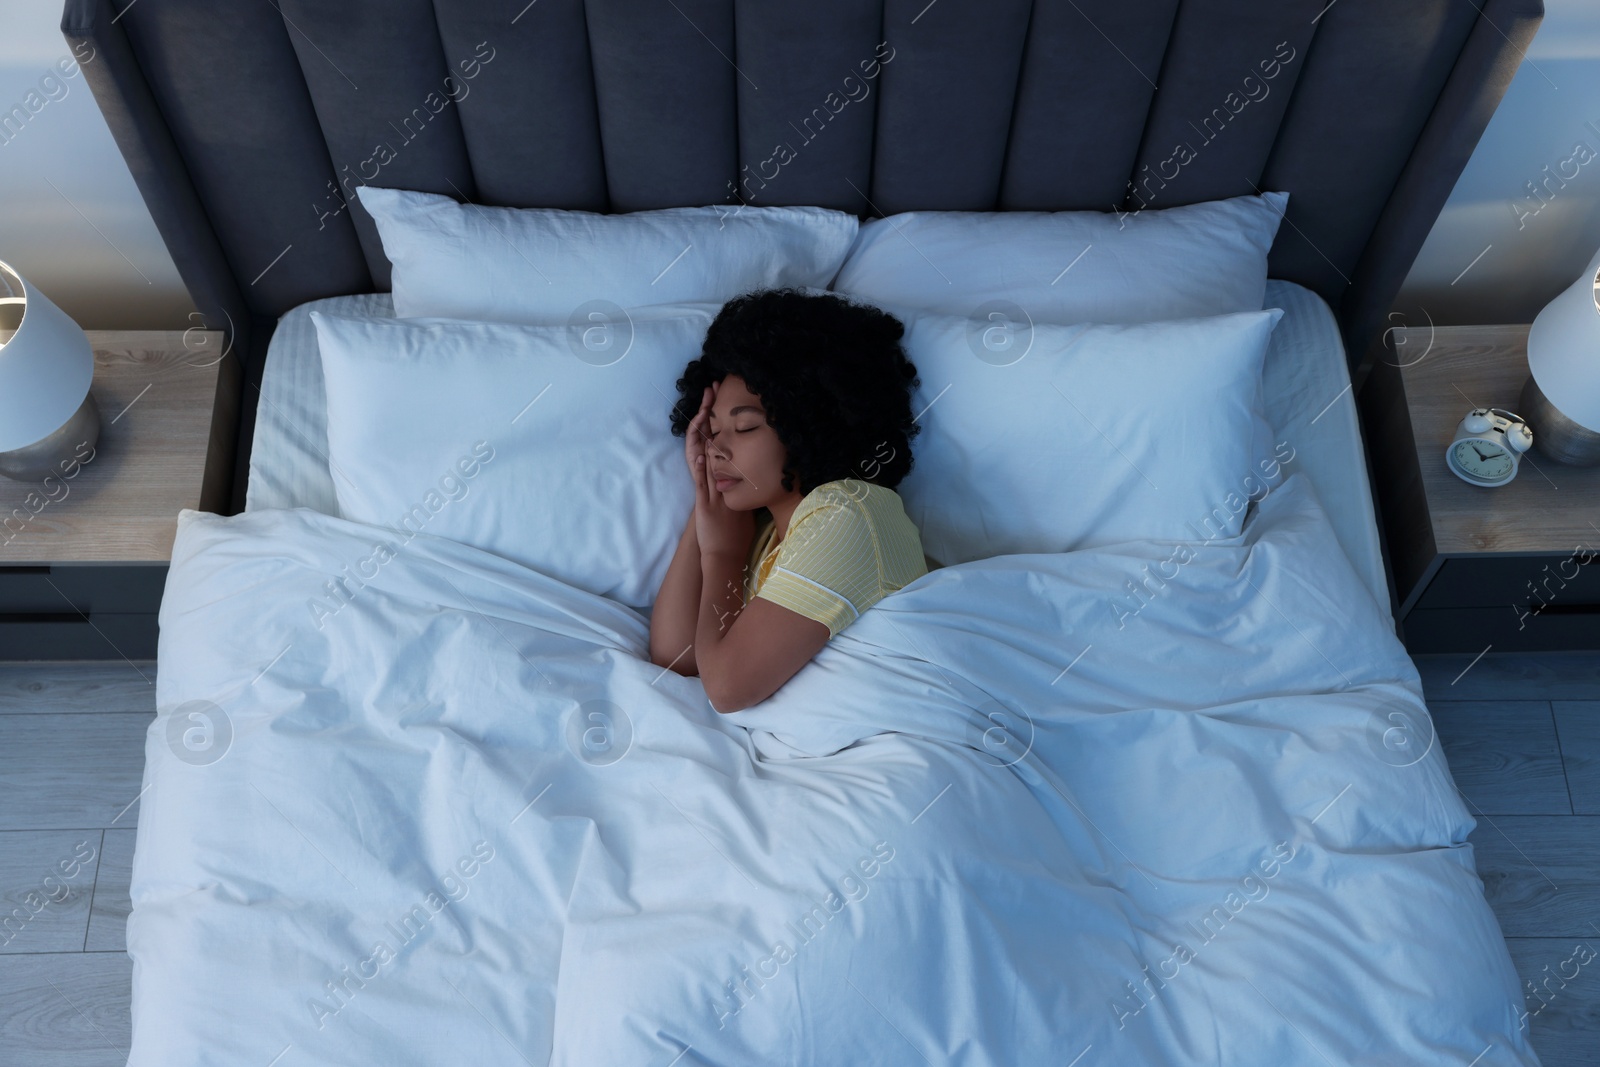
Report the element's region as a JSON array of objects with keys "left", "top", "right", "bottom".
[
  {"left": 648, "top": 637, "right": 695, "bottom": 676},
  {"left": 705, "top": 682, "right": 752, "bottom": 714},
  {"left": 703, "top": 669, "right": 767, "bottom": 714}
]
